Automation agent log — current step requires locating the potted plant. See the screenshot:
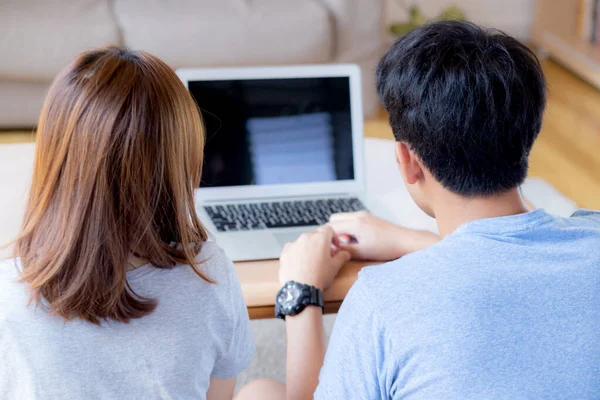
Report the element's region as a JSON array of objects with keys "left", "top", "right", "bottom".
[{"left": 390, "top": 0, "right": 467, "bottom": 36}]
